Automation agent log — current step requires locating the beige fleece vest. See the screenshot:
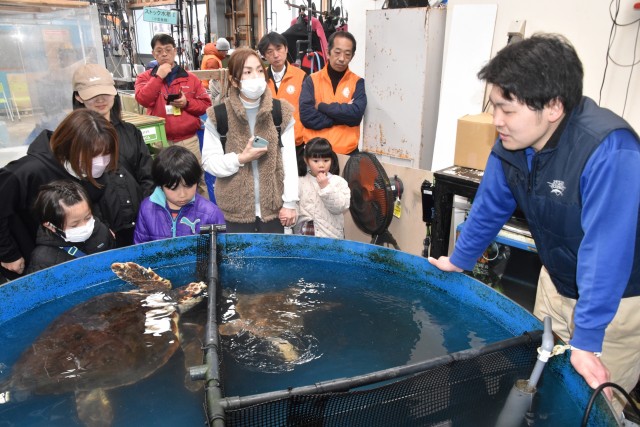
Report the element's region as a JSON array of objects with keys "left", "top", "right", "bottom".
[{"left": 207, "top": 88, "right": 293, "bottom": 223}]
